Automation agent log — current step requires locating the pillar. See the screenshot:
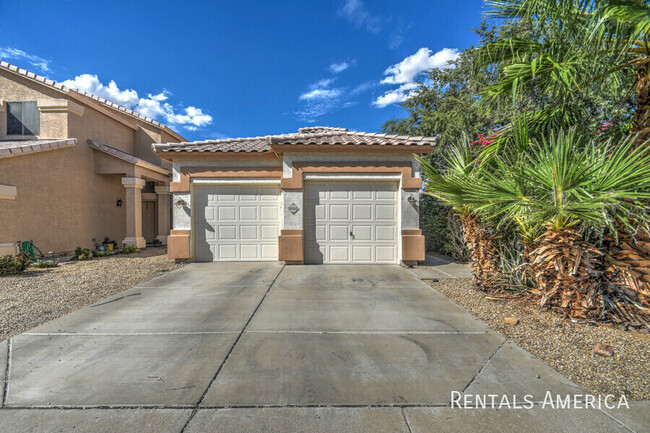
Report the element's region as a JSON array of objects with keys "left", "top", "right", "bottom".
[
  {"left": 122, "top": 177, "right": 146, "bottom": 248},
  {"left": 155, "top": 184, "right": 171, "bottom": 245}
]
